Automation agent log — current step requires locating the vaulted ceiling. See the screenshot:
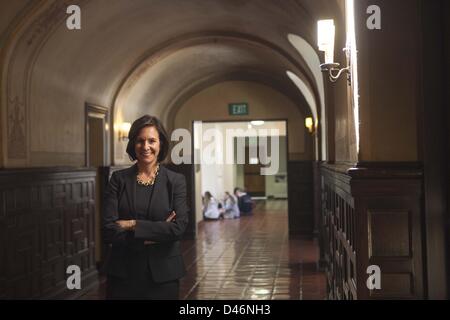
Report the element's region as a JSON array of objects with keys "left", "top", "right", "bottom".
[{"left": 1, "top": 0, "right": 344, "bottom": 144}]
